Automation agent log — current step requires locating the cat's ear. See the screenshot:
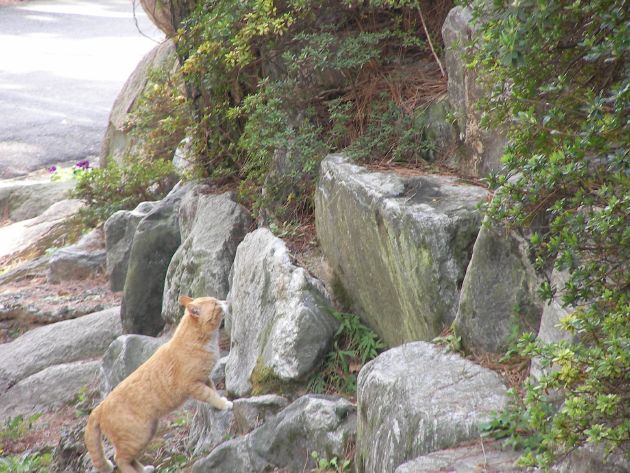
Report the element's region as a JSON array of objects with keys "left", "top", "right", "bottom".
[
  {"left": 188, "top": 305, "right": 201, "bottom": 319},
  {"left": 179, "top": 295, "right": 193, "bottom": 307}
]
